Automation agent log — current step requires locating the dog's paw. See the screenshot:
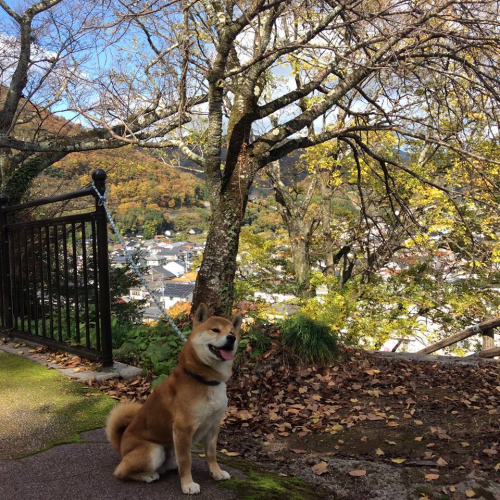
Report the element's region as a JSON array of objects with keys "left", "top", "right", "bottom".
[
  {"left": 144, "top": 472, "right": 160, "bottom": 483},
  {"left": 129, "top": 471, "right": 160, "bottom": 483},
  {"left": 211, "top": 470, "right": 231, "bottom": 481},
  {"left": 181, "top": 481, "right": 201, "bottom": 495}
]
